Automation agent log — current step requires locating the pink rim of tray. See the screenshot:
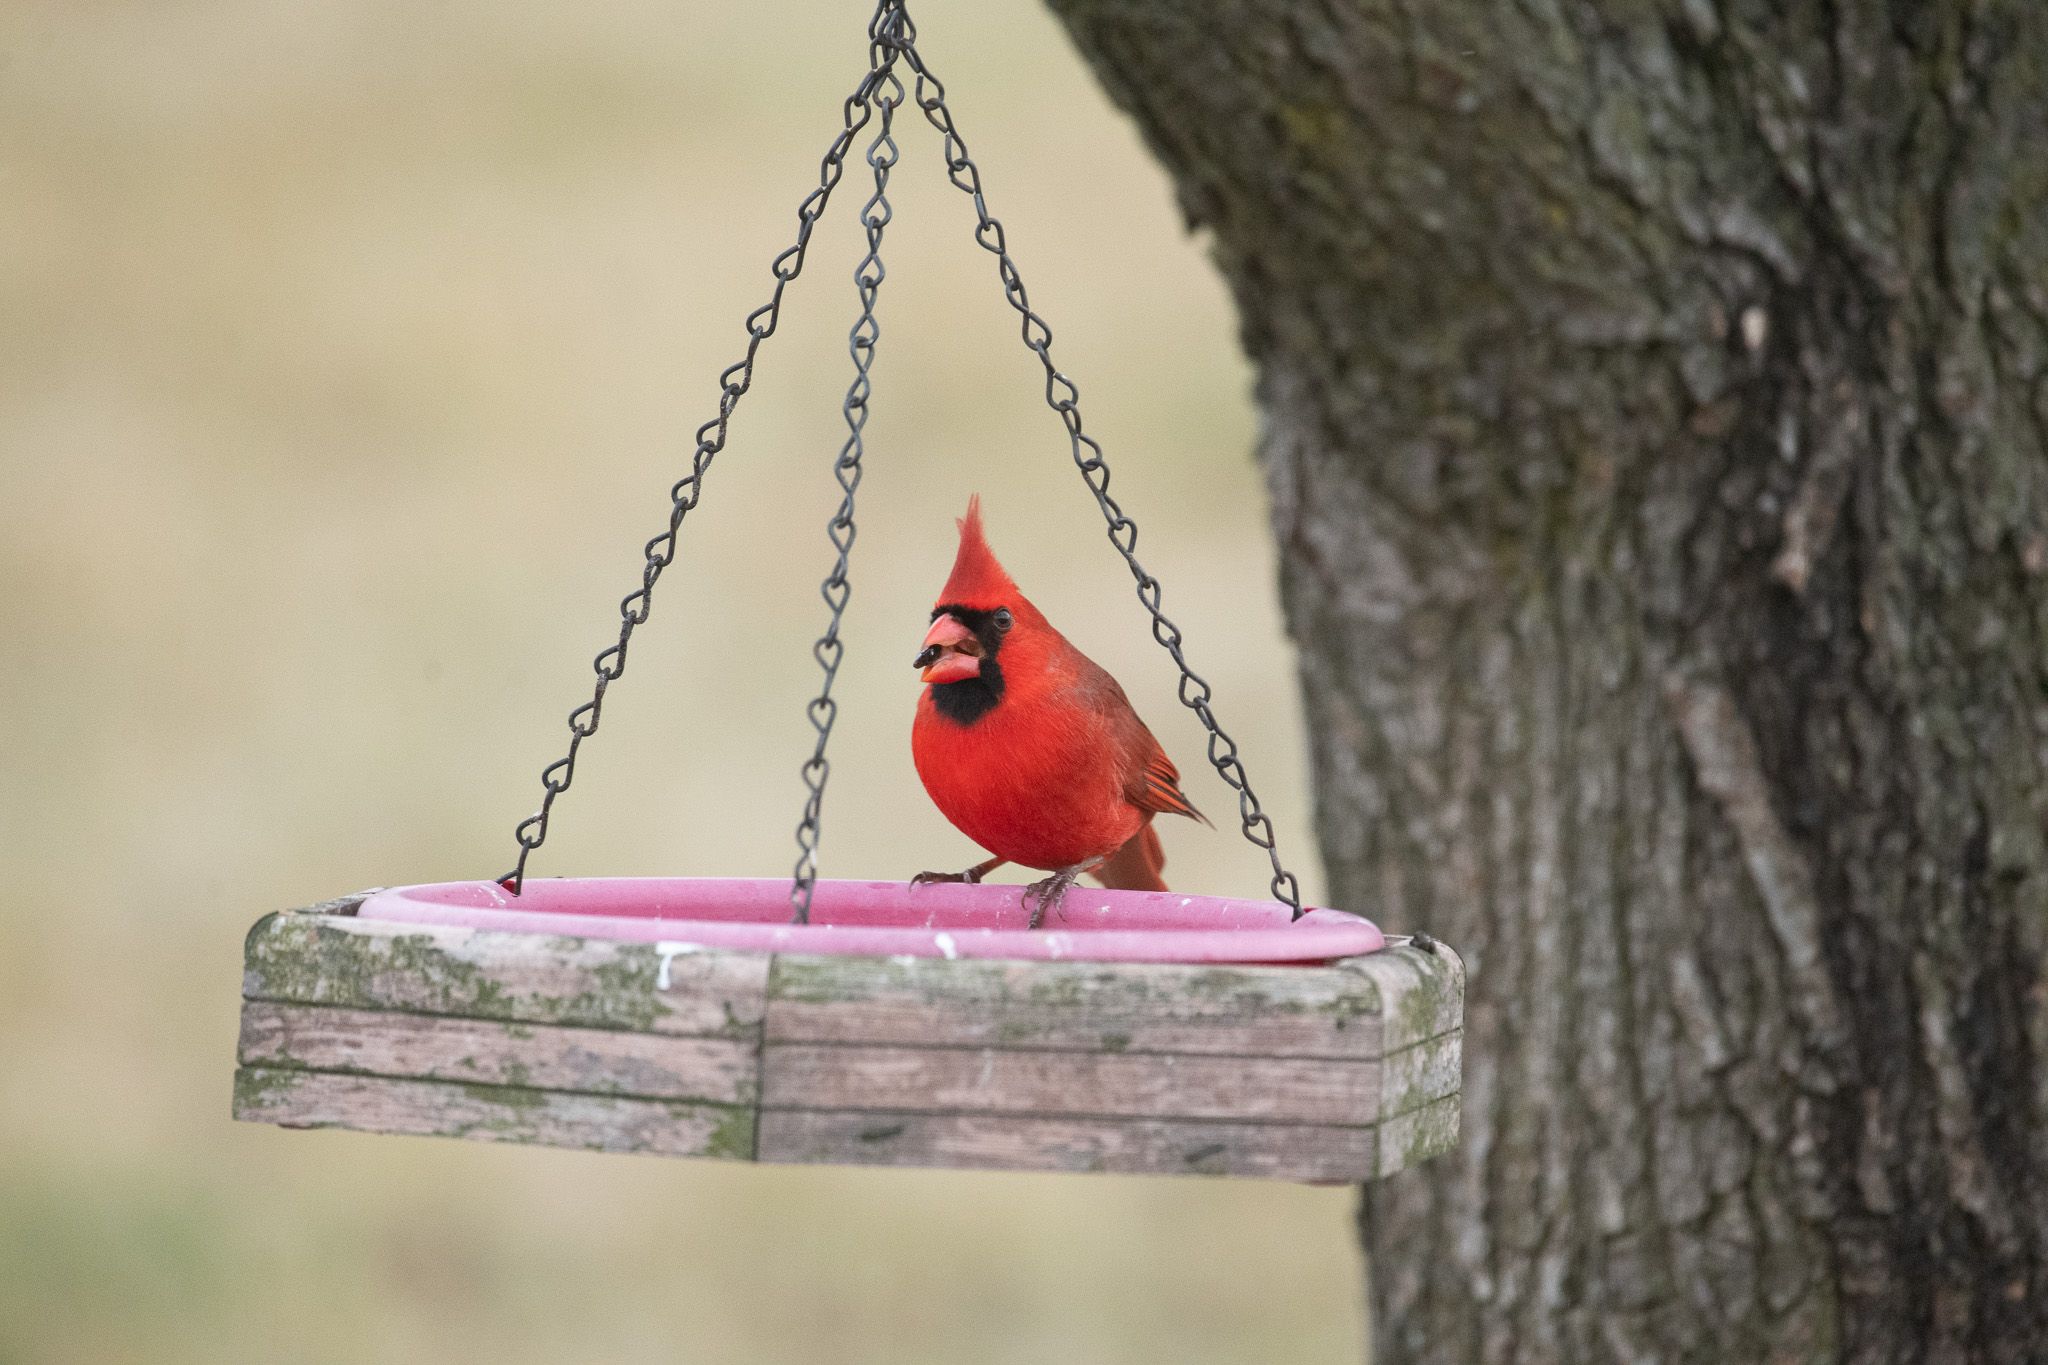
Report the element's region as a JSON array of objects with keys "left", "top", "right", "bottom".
[{"left": 356, "top": 878, "right": 1384, "bottom": 964}]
